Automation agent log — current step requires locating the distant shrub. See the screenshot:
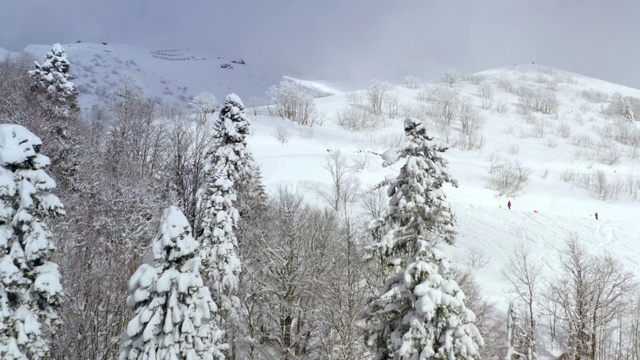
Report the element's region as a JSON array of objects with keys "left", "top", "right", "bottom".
[
  {"left": 518, "top": 87, "right": 558, "bottom": 115},
  {"left": 346, "top": 91, "right": 364, "bottom": 105},
  {"left": 556, "top": 122, "right": 572, "bottom": 138},
  {"left": 442, "top": 69, "right": 462, "bottom": 87},
  {"left": 425, "top": 85, "right": 460, "bottom": 125},
  {"left": 385, "top": 93, "right": 400, "bottom": 119},
  {"left": 466, "top": 75, "right": 485, "bottom": 85},
  {"left": 546, "top": 137, "right": 558, "bottom": 148},
  {"left": 479, "top": 82, "right": 494, "bottom": 110},
  {"left": 571, "top": 134, "right": 596, "bottom": 148},
  {"left": 274, "top": 125, "right": 292, "bottom": 144},
  {"left": 456, "top": 131, "right": 484, "bottom": 151},
  {"left": 367, "top": 79, "right": 392, "bottom": 115},
  {"left": 581, "top": 89, "right": 609, "bottom": 103},
  {"left": 604, "top": 92, "right": 640, "bottom": 122},
  {"left": 267, "top": 80, "right": 318, "bottom": 126},
  {"left": 495, "top": 78, "right": 514, "bottom": 93},
  {"left": 596, "top": 144, "right": 622, "bottom": 165},
  {"left": 530, "top": 119, "right": 546, "bottom": 138},
  {"left": 584, "top": 170, "right": 625, "bottom": 201},
  {"left": 336, "top": 107, "right": 381, "bottom": 131},
  {"left": 487, "top": 157, "right": 532, "bottom": 196},
  {"left": 458, "top": 98, "right": 485, "bottom": 135},
  {"left": 495, "top": 102, "right": 508, "bottom": 114},
  {"left": 404, "top": 75, "right": 421, "bottom": 89},
  {"left": 401, "top": 104, "right": 429, "bottom": 121}
]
